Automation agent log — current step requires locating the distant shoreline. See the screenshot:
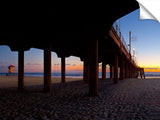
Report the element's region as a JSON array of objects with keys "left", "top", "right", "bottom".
[{"left": 1, "top": 72, "right": 160, "bottom": 78}]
